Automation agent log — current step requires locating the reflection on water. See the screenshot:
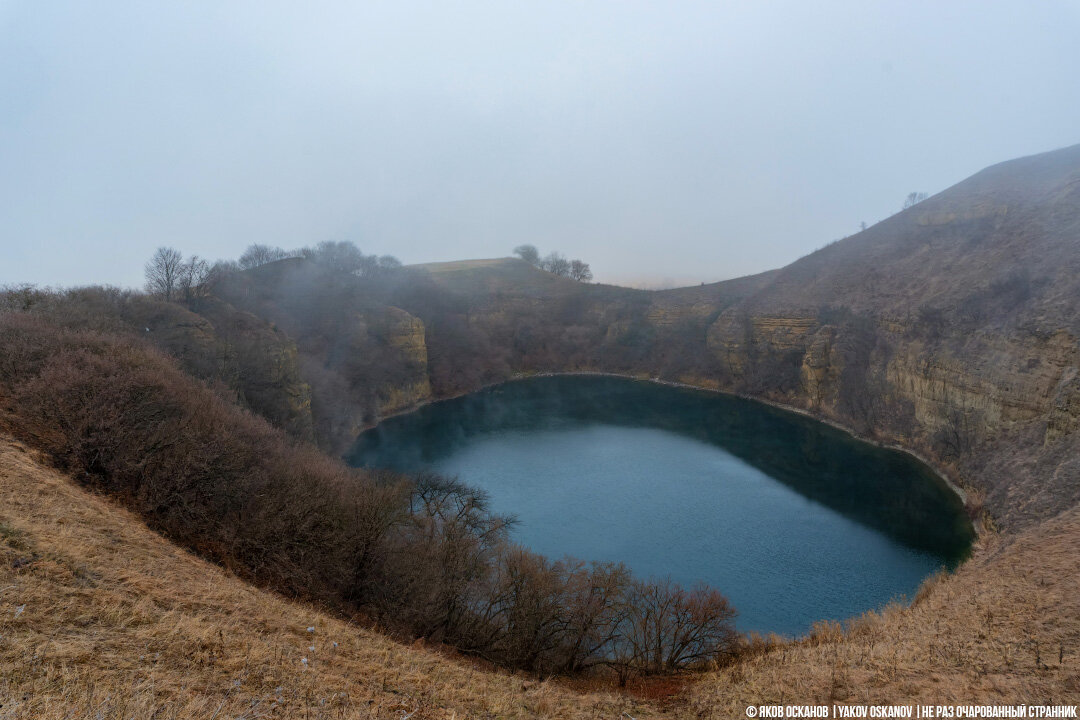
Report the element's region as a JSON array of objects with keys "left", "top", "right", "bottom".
[{"left": 347, "top": 375, "right": 974, "bottom": 634}]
